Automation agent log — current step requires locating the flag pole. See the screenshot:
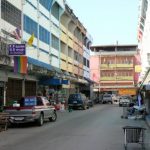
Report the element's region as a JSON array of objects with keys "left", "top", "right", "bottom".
[
  {"left": 21, "top": 0, "right": 26, "bottom": 97},
  {"left": 21, "top": 0, "right": 24, "bottom": 43}
]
